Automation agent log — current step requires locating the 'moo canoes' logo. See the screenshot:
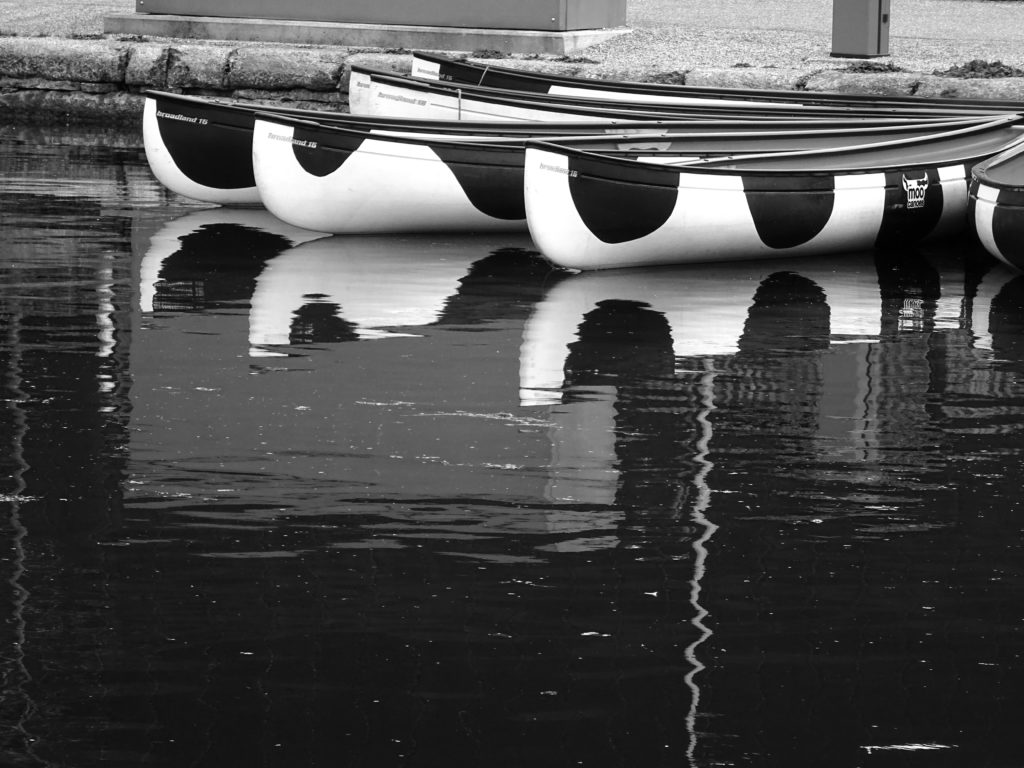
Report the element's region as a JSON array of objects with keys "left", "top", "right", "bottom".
[{"left": 902, "top": 173, "right": 930, "bottom": 209}]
